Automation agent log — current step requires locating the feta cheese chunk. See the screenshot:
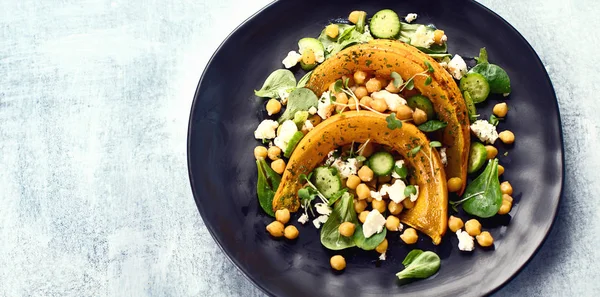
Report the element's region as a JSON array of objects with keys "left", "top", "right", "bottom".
[
  {"left": 447, "top": 55, "right": 468, "bottom": 80},
  {"left": 440, "top": 147, "right": 448, "bottom": 166},
  {"left": 379, "top": 252, "right": 387, "bottom": 261},
  {"left": 332, "top": 158, "right": 358, "bottom": 179},
  {"left": 315, "top": 203, "right": 332, "bottom": 216},
  {"left": 370, "top": 190, "right": 383, "bottom": 201},
  {"left": 254, "top": 120, "right": 279, "bottom": 140},
  {"left": 362, "top": 209, "right": 386, "bottom": 238},
  {"left": 317, "top": 91, "right": 335, "bottom": 119},
  {"left": 278, "top": 89, "right": 290, "bottom": 105},
  {"left": 308, "top": 106, "right": 317, "bottom": 115},
  {"left": 409, "top": 185, "right": 419, "bottom": 202},
  {"left": 282, "top": 51, "right": 302, "bottom": 68},
  {"left": 302, "top": 120, "right": 314, "bottom": 132},
  {"left": 470, "top": 120, "right": 499, "bottom": 144},
  {"left": 371, "top": 90, "right": 407, "bottom": 112},
  {"left": 382, "top": 179, "right": 408, "bottom": 204},
  {"left": 274, "top": 120, "right": 299, "bottom": 150},
  {"left": 313, "top": 214, "right": 329, "bottom": 229},
  {"left": 410, "top": 25, "right": 435, "bottom": 48},
  {"left": 405, "top": 13, "right": 418, "bottom": 23},
  {"left": 298, "top": 213, "right": 309, "bottom": 225},
  {"left": 391, "top": 160, "right": 405, "bottom": 179},
  {"left": 456, "top": 229, "right": 475, "bottom": 252}
]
